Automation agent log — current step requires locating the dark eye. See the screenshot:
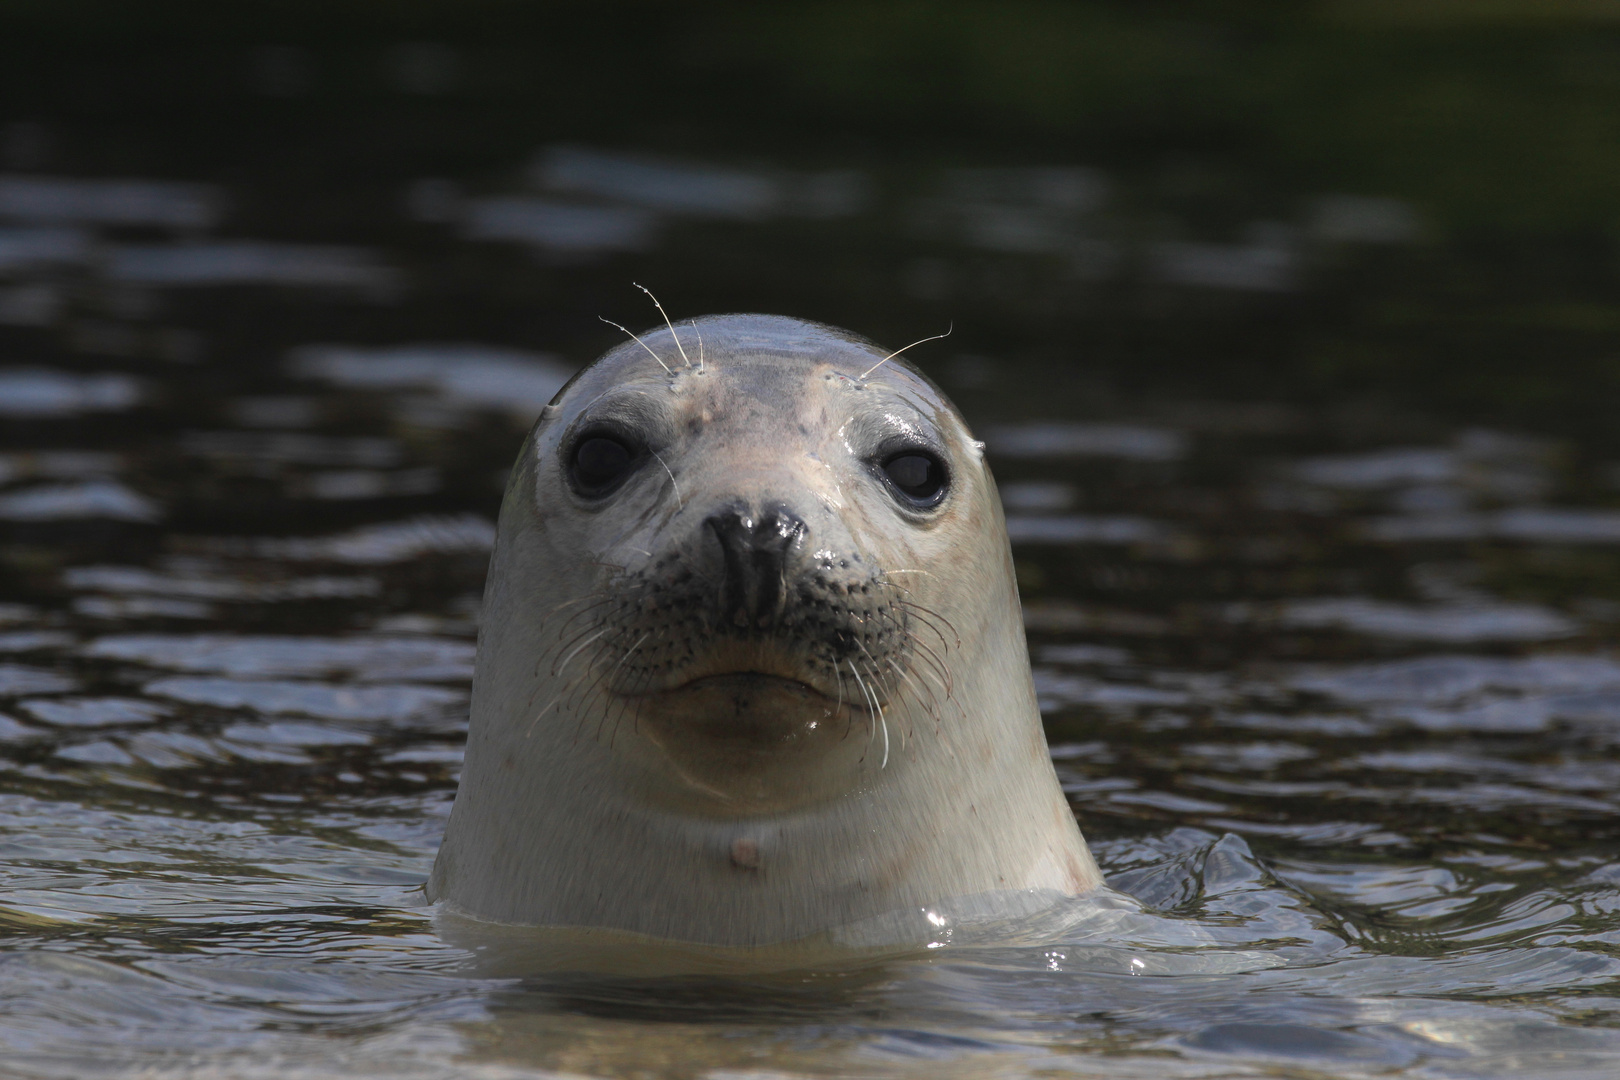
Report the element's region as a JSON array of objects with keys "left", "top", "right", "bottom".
[
  {"left": 882, "top": 452, "right": 947, "bottom": 506},
  {"left": 570, "top": 435, "right": 635, "bottom": 495}
]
